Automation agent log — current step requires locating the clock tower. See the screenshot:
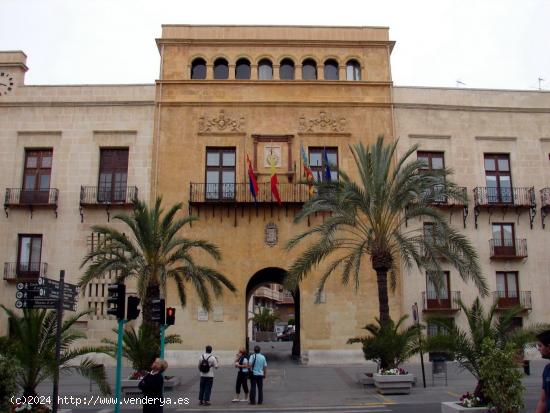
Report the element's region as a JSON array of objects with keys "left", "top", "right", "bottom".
[{"left": 0, "top": 51, "right": 28, "bottom": 96}]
